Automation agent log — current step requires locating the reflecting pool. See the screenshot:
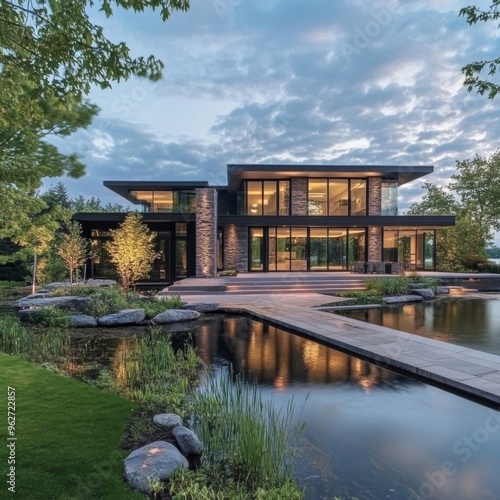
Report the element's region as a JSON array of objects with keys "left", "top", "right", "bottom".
[
  {"left": 81, "top": 315, "right": 500, "bottom": 500},
  {"left": 340, "top": 297, "right": 500, "bottom": 356}
]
